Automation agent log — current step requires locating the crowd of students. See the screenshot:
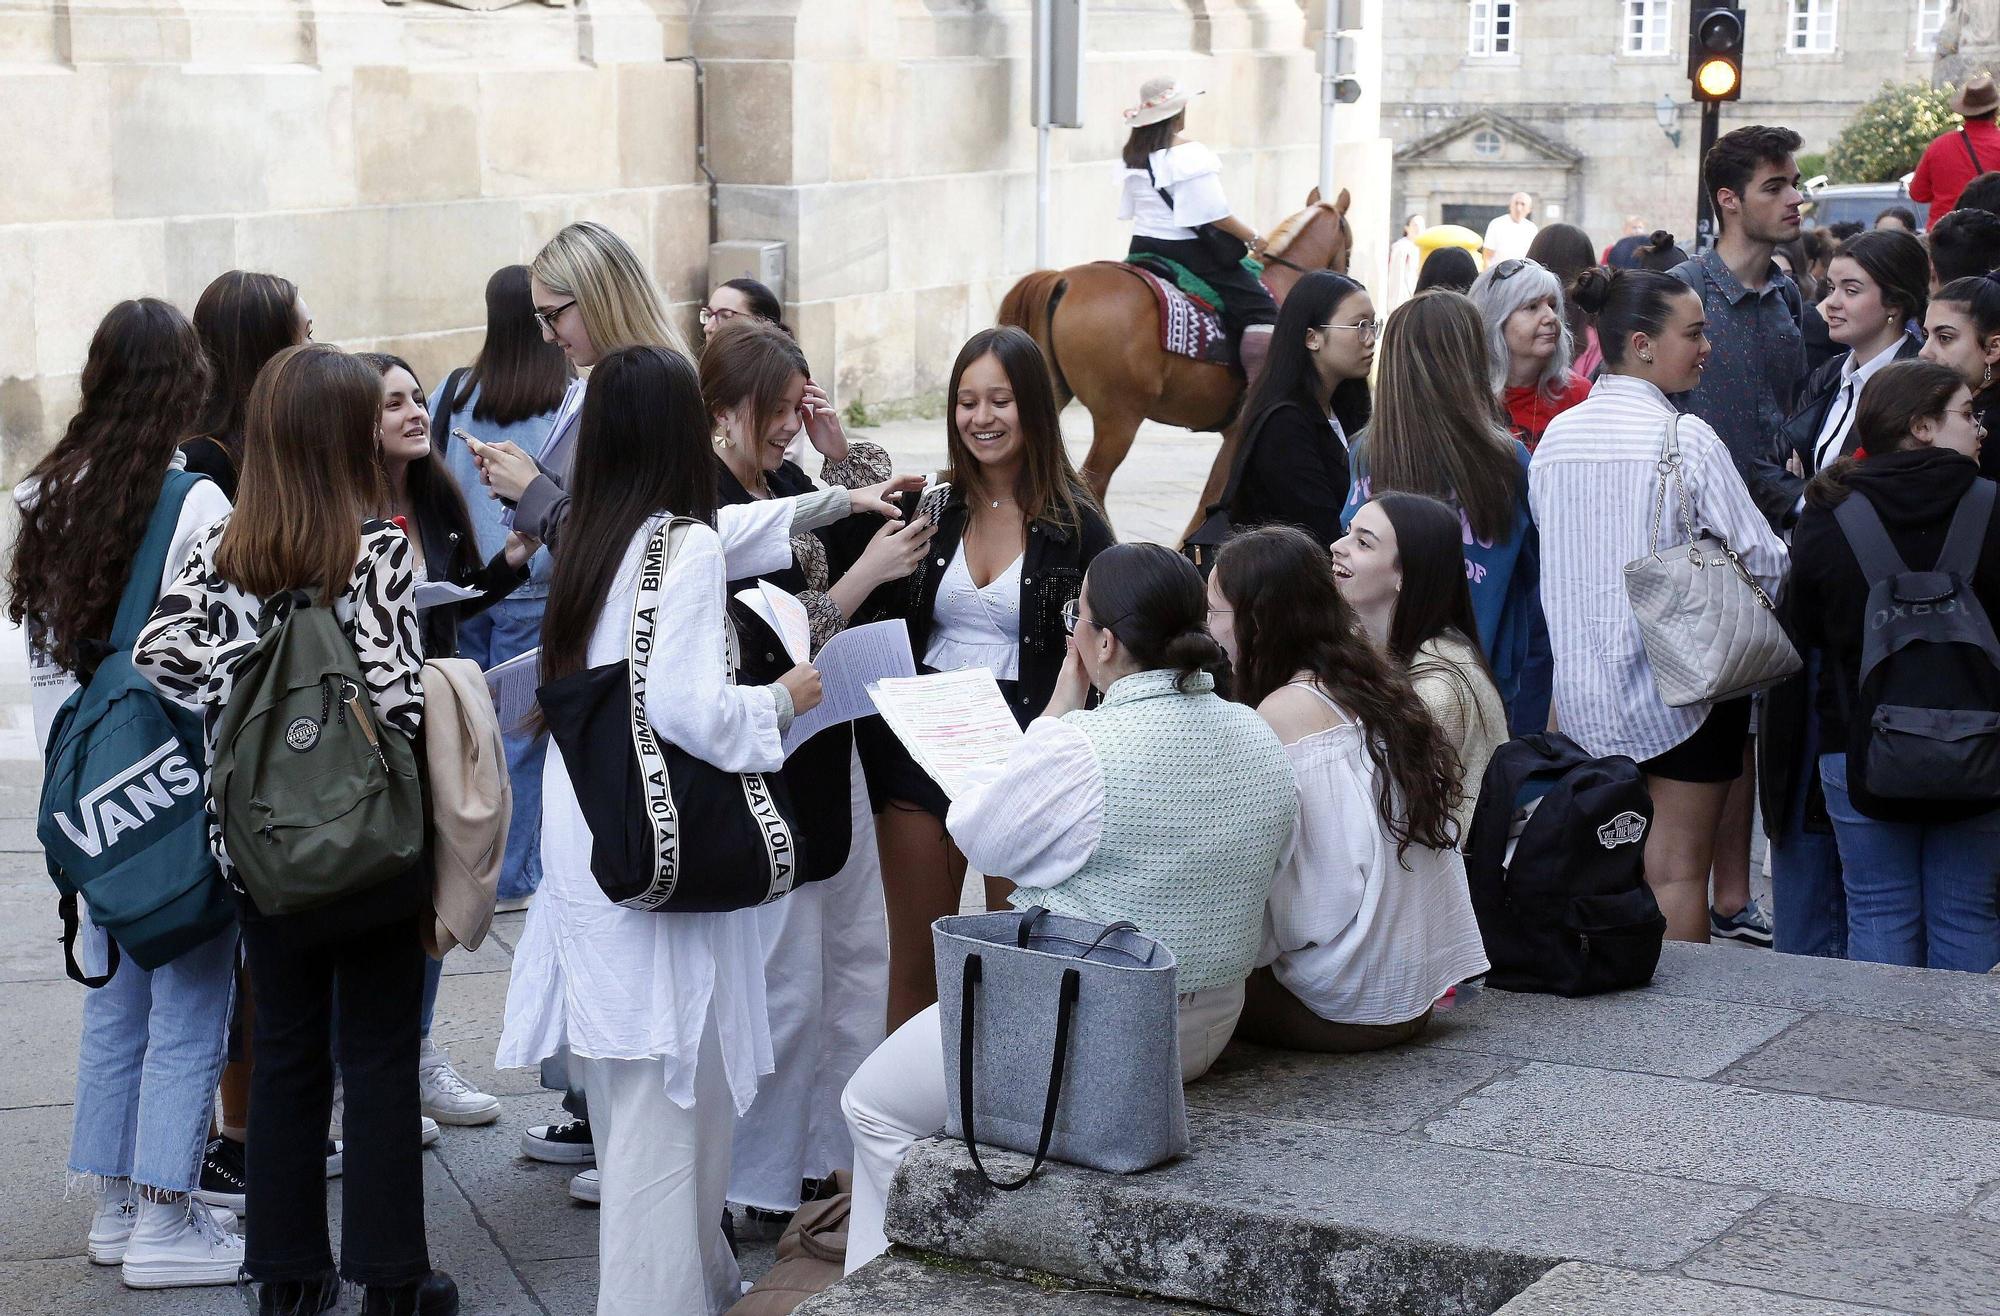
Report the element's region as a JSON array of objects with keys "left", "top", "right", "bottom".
[{"left": 11, "top": 113, "right": 2000, "bottom": 1316}]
